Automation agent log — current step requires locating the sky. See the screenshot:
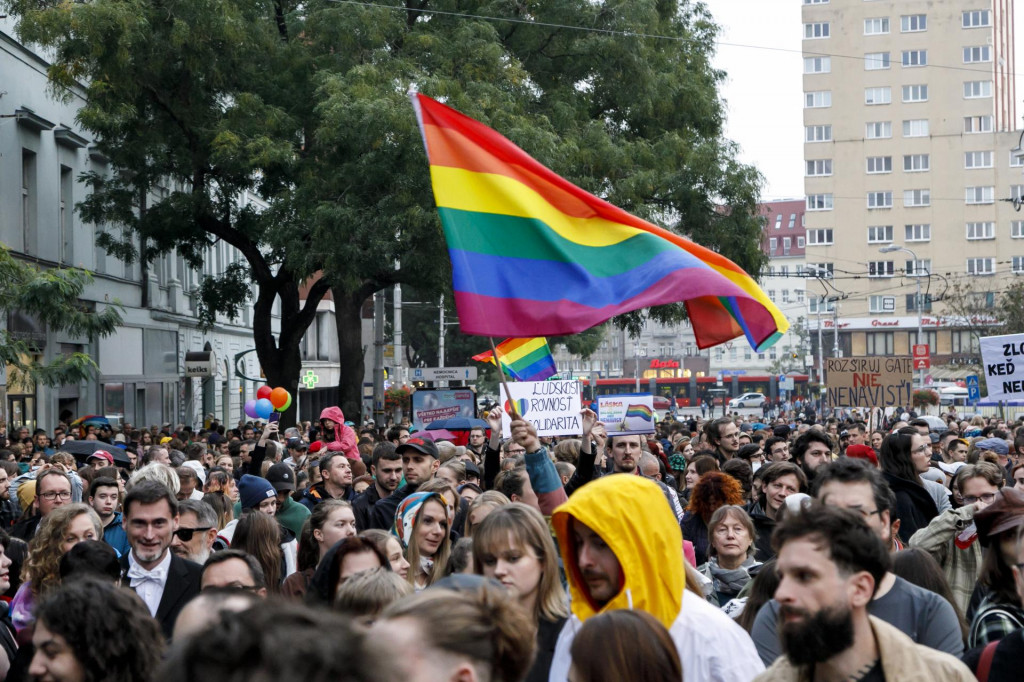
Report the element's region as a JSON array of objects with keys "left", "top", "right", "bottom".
[{"left": 704, "top": 0, "right": 1024, "bottom": 201}]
